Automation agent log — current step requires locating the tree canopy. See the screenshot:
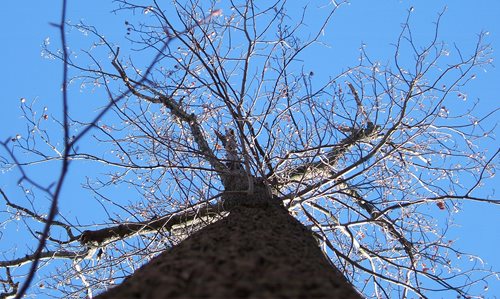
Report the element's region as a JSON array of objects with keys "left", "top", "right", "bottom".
[{"left": 1, "top": 1, "right": 498, "bottom": 298}]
